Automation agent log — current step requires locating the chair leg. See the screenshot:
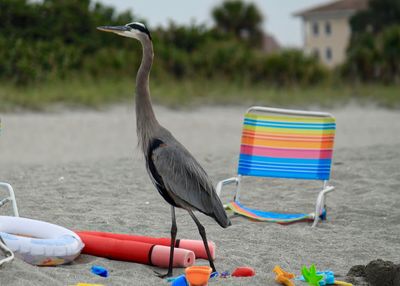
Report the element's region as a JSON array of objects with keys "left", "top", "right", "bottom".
[
  {"left": 0, "top": 182, "right": 19, "bottom": 217},
  {"left": 312, "top": 195, "right": 323, "bottom": 227},
  {"left": 312, "top": 186, "right": 335, "bottom": 227},
  {"left": 0, "top": 235, "right": 14, "bottom": 266}
]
